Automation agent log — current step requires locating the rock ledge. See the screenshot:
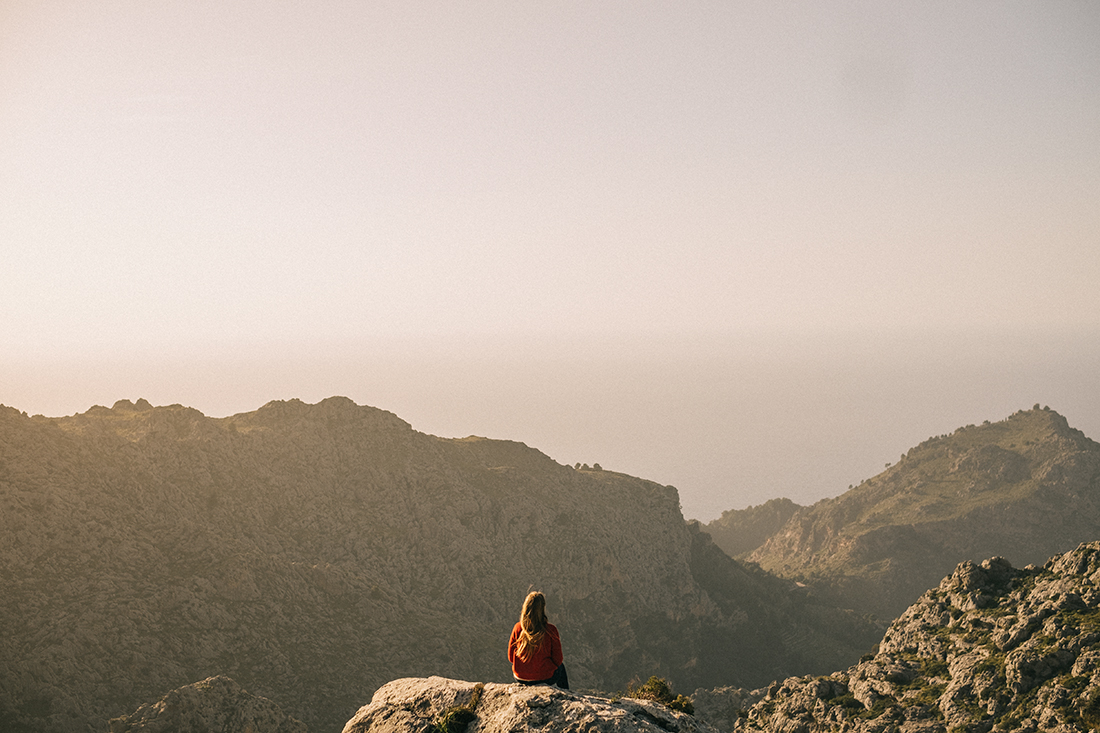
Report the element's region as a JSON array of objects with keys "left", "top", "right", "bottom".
[{"left": 342, "top": 676, "right": 719, "bottom": 733}]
